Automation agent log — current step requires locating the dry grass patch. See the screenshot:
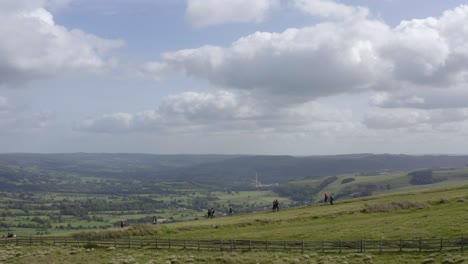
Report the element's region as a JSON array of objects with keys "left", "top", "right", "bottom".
[{"left": 362, "top": 201, "right": 428, "bottom": 213}]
